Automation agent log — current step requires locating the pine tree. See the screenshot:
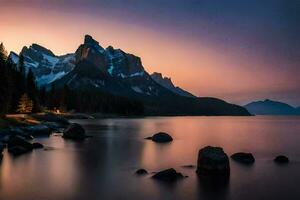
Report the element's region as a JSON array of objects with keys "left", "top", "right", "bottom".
[
  {"left": 0, "top": 43, "right": 11, "bottom": 114},
  {"left": 17, "top": 93, "right": 33, "bottom": 113},
  {"left": 0, "top": 43, "right": 7, "bottom": 65},
  {"left": 18, "top": 54, "right": 25, "bottom": 76},
  {"left": 26, "top": 69, "right": 40, "bottom": 112}
]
